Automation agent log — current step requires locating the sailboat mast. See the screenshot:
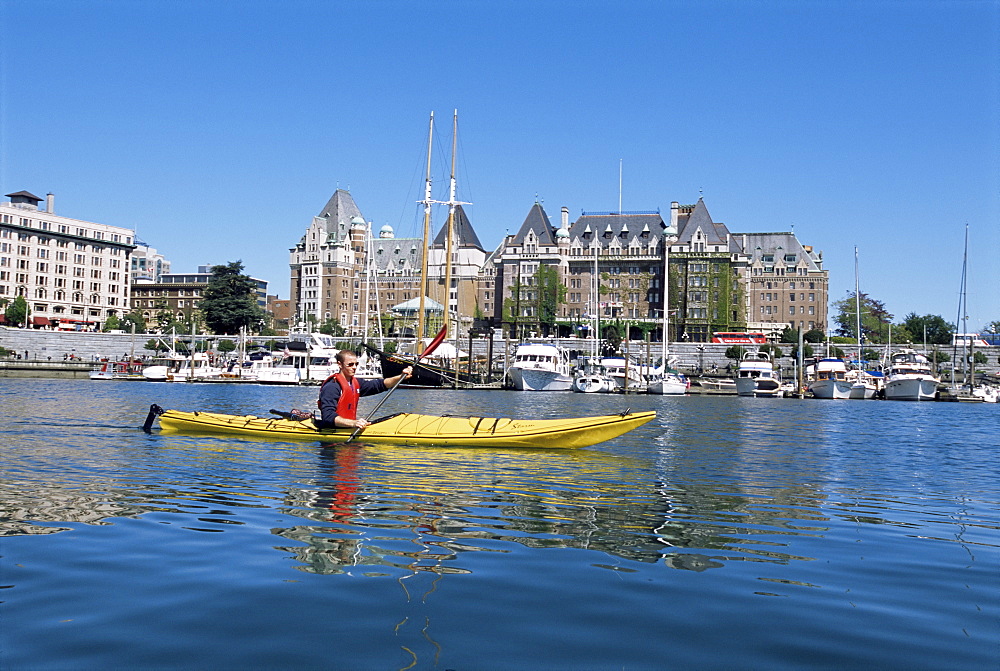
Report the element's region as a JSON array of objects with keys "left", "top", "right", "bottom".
[
  {"left": 417, "top": 112, "right": 434, "bottom": 349},
  {"left": 854, "top": 247, "right": 861, "bottom": 361},
  {"left": 593, "top": 243, "right": 600, "bottom": 356},
  {"left": 443, "top": 110, "right": 458, "bottom": 345},
  {"left": 957, "top": 223, "right": 969, "bottom": 387},
  {"left": 662, "top": 241, "right": 669, "bottom": 364}
]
